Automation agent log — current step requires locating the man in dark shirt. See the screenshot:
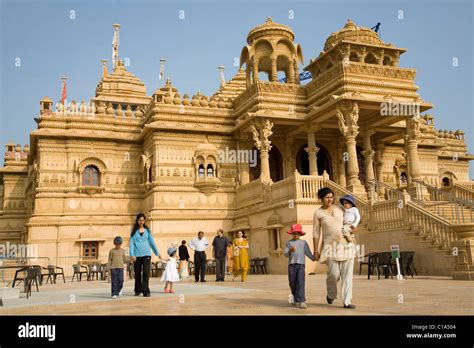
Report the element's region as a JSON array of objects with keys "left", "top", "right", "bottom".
[
  {"left": 179, "top": 240, "right": 190, "bottom": 261},
  {"left": 212, "top": 229, "right": 230, "bottom": 281}
]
